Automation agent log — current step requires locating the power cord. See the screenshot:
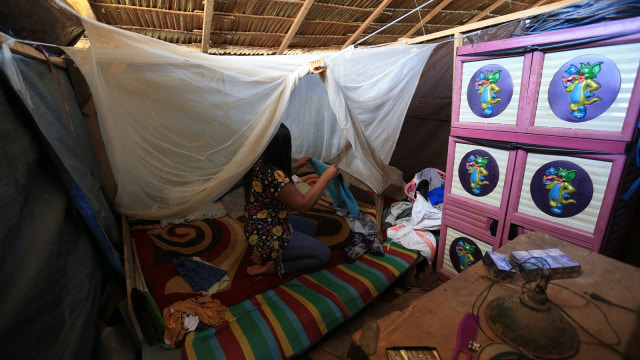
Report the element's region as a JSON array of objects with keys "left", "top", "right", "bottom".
[{"left": 473, "top": 268, "right": 629, "bottom": 357}]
